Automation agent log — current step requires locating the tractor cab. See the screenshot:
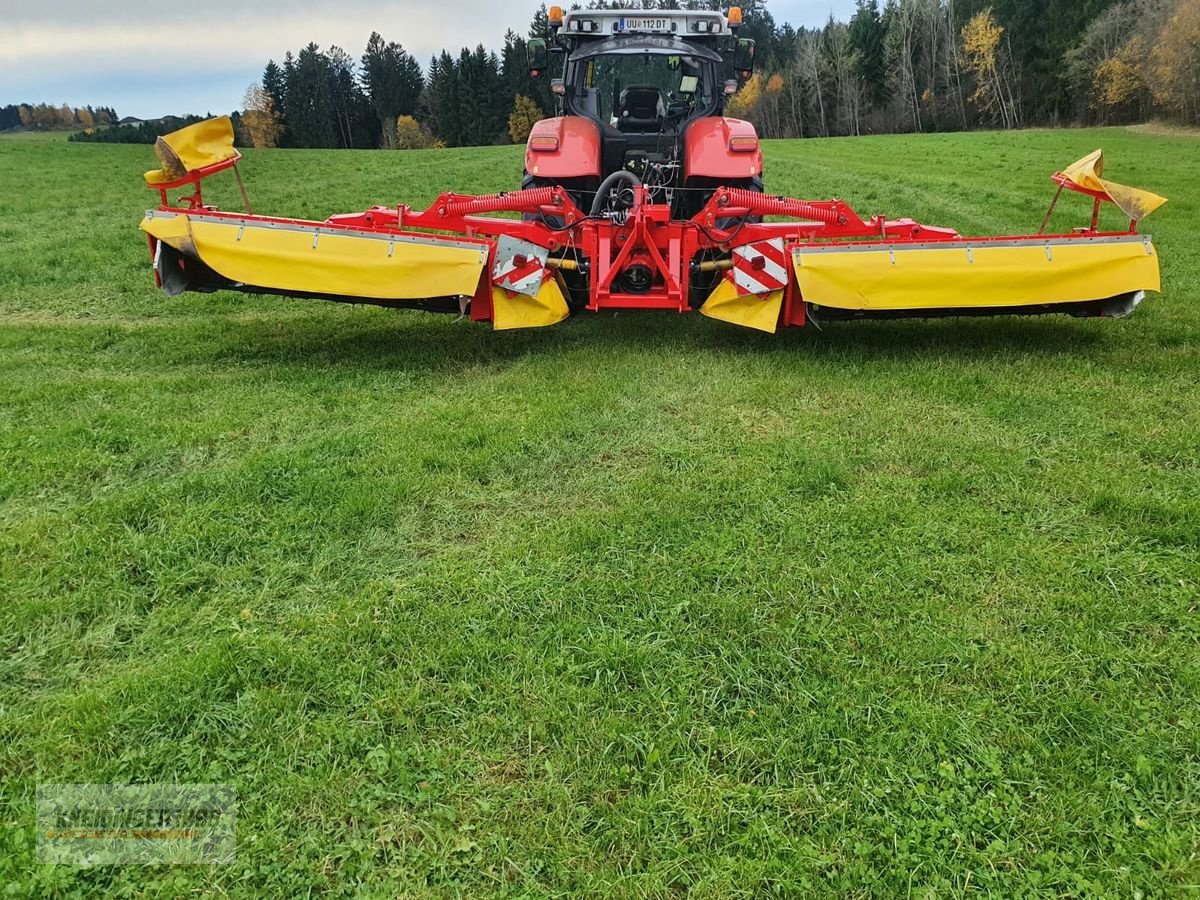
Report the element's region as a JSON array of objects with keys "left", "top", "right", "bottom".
[
  {"left": 565, "top": 36, "right": 722, "bottom": 135},
  {"left": 563, "top": 35, "right": 722, "bottom": 188},
  {"left": 525, "top": 8, "right": 759, "bottom": 215}
]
